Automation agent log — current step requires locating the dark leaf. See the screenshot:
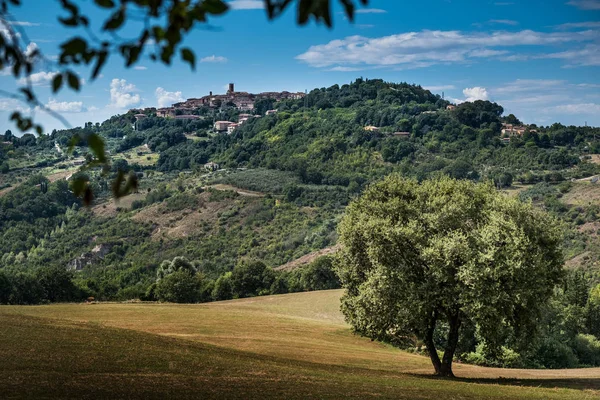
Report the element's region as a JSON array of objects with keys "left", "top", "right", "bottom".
[
  {"left": 202, "top": 0, "right": 229, "bottom": 15},
  {"left": 180, "top": 48, "right": 195, "bottom": 70},
  {"left": 103, "top": 8, "right": 125, "bottom": 31},
  {"left": 66, "top": 70, "right": 80, "bottom": 91},
  {"left": 52, "top": 74, "right": 63, "bottom": 93},
  {"left": 87, "top": 133, "right": 107, "bottom": 163},
  {"left": 94, "top": 0, "right": 115, "bottom": 8}
]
